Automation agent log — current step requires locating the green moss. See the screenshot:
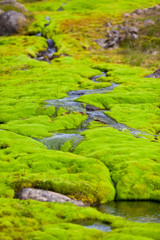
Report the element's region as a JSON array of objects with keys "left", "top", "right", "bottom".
[
  {"left": 1, "top": 0, "right": 160, "bottom": 238},
  {"left": 1, "top": 113, "right": 88, "bottom": 138},
  {"left": 76, "top": 64, "right": 160, "bottom": 134},
  {"left": 74, "top": 127, "right": 160, "bottom": 201},
  {"left": 0, "top": 130, "right": 115, "bottom": 203}
]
